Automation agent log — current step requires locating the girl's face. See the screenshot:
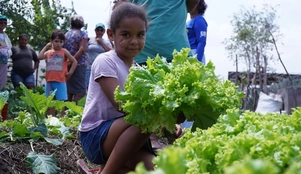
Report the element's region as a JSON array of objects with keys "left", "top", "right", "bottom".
[
  {"left": 108, "top": 17, "right": 146, "bottom": 60},
  {"left": 51, "top": 37, "right": 64, "bottom": 51}
]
